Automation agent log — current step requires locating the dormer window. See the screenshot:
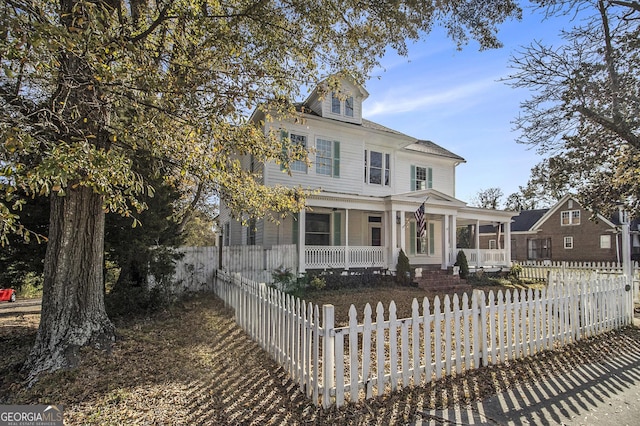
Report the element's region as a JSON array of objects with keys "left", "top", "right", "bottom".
[{"left": 331, "top": 92, "right": 355, "bottom": 117}]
